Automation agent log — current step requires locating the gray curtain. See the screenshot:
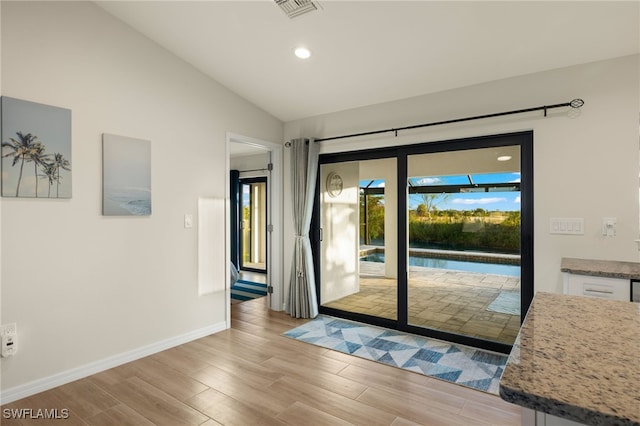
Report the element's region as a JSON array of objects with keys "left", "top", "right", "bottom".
[{"left": 286, "top": 138, "right": 320, "bottom": 318}]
